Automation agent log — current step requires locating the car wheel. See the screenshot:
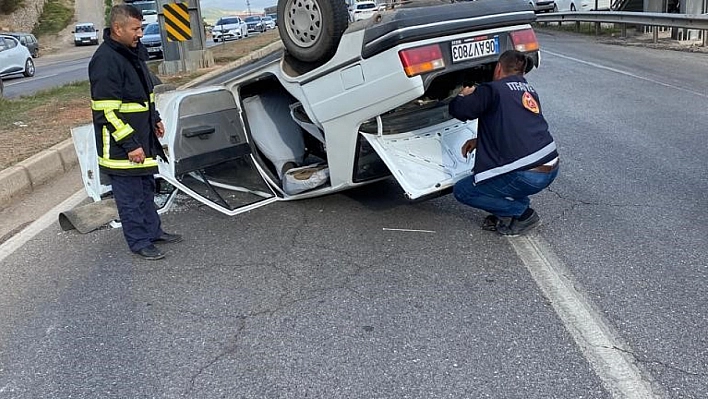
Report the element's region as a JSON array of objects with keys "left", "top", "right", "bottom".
[
  {"left": 23, "top": 58, "right": 35, "bottom": 77},
  {"left": 278, "top": 0, "right": 348, "bottom": 64}
]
